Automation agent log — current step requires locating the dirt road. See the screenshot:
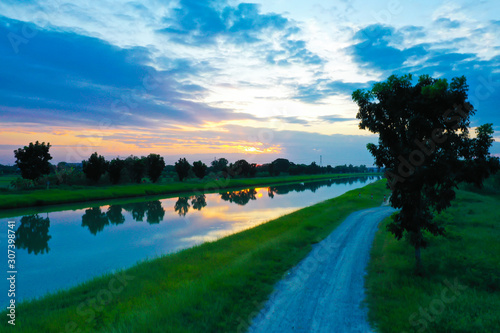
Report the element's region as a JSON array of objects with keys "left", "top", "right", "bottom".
[{"left": 248, "top": 206, "right": 396, "bottom": 333}]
